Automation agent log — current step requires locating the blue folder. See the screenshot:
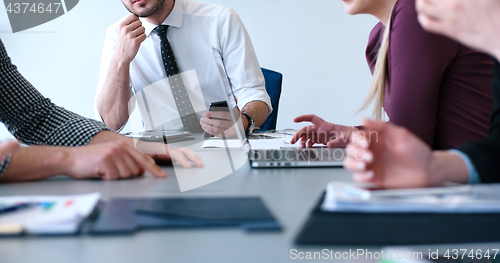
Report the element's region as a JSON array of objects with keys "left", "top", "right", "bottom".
[
  {"left": 295, "top": 192, "right": 500, "bottom": 245},
  {"left": 91, "top": 197, "right": 281, "bottom": 234}
]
